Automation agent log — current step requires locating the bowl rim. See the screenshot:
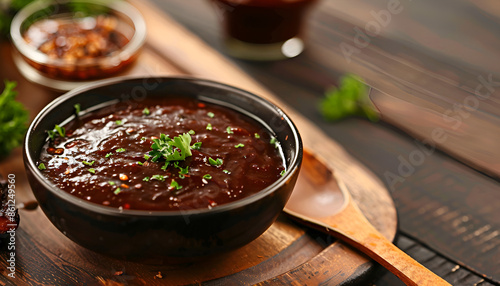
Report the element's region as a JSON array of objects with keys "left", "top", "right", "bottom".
[
  {"left": 10, "top": 0, "right": 146, "bottom": 67},
  {"left": 24, "top": 76, "right": 303, "bottom": 217}
]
